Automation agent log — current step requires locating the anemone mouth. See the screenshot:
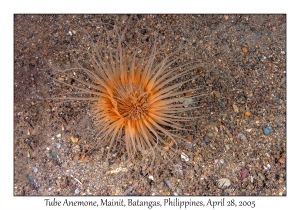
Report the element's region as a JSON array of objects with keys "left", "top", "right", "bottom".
[{"left": 112, "top": 83, "right": 150, "bottom": 122}]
